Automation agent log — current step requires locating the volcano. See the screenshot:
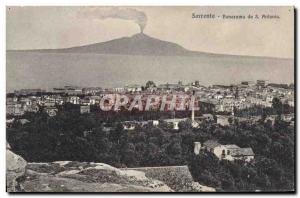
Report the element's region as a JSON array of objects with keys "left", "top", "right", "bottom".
[
  {"left": 11, "top": 33, "right": 211, "bottom": 56},
  {"left": 7, "top": 33, "right": 294, "bottom": 92}
]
